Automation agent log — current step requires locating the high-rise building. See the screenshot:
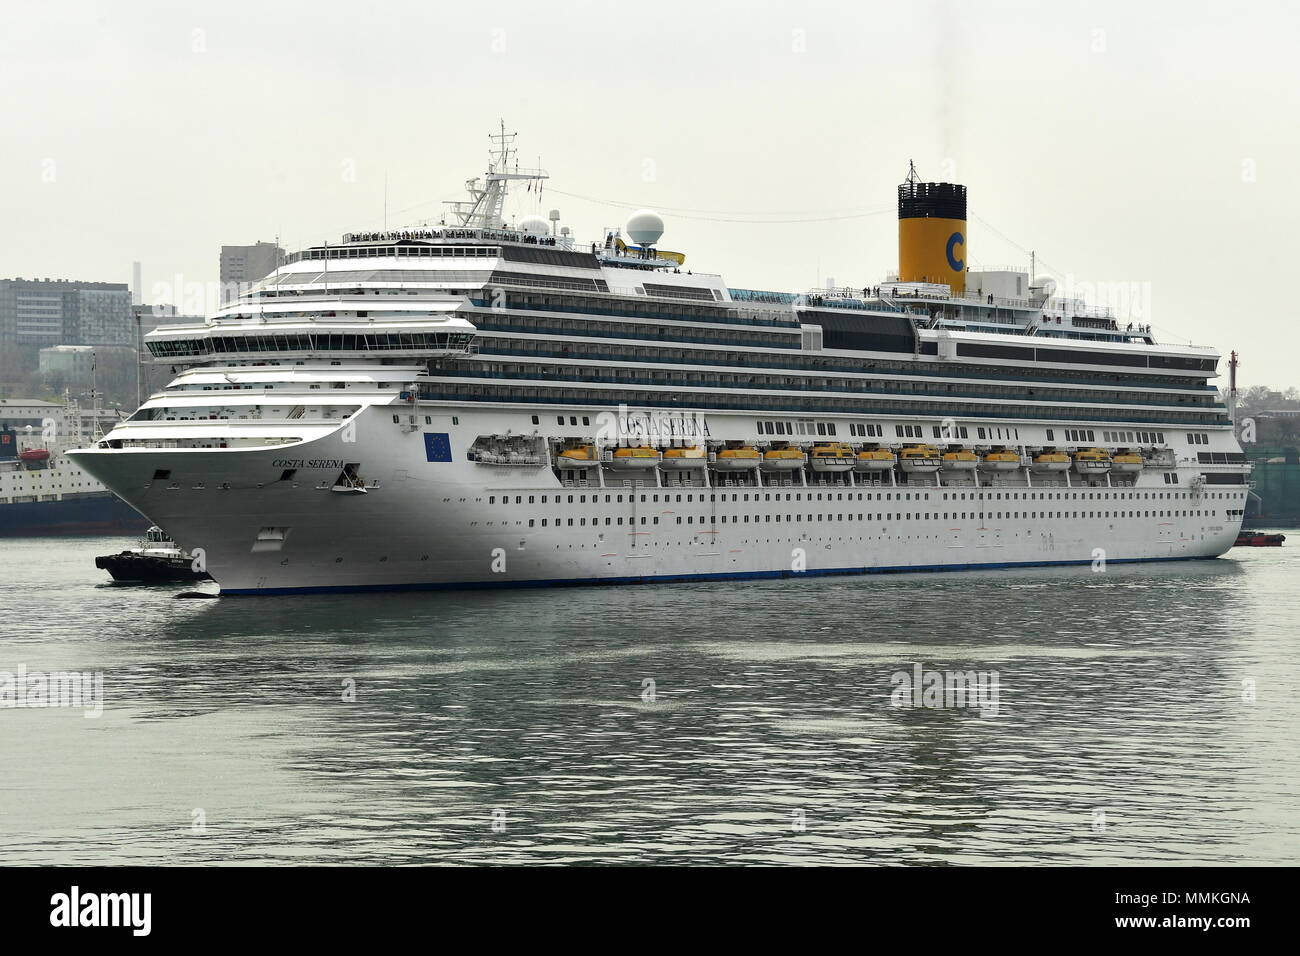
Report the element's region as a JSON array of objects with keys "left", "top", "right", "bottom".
[
  {"left": 0, "top": 278, "right": 134, "bottom": 353},
  {"left": 219, "top": 241, "right": 285, "bottom": 303}
]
